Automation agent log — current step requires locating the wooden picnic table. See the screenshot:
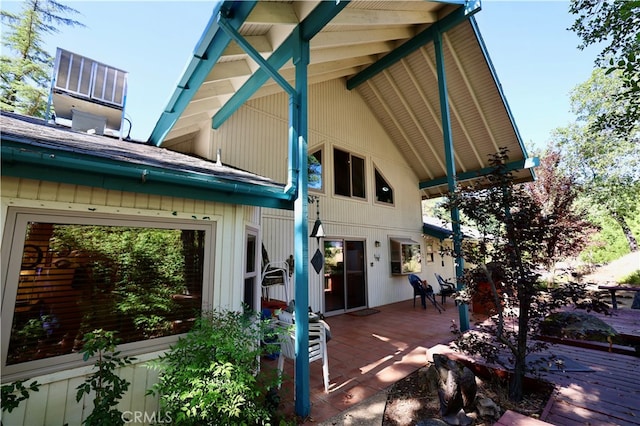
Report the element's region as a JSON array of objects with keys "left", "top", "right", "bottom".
[{"left": 597, "top": 284, "right": 640, "bottom": 310}]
